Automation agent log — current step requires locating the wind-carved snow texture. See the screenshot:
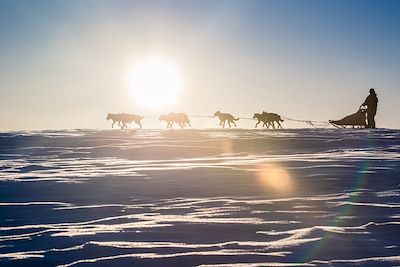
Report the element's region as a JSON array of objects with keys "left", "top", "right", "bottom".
[{"left": 0, "top": 129, "right": 399, "bottom": 266}]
